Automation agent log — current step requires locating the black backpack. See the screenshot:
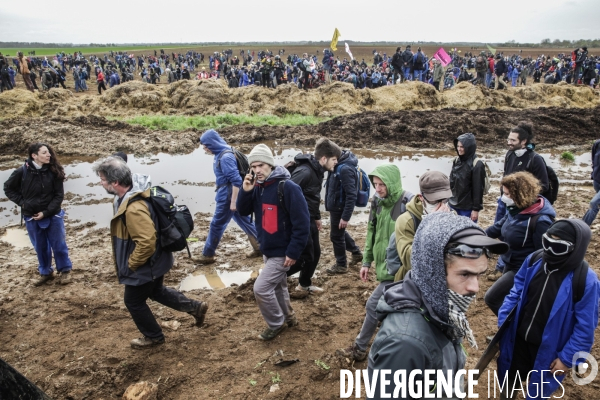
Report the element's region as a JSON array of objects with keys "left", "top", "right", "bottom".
[
  {"left": 524, "top": 153, "right": 559, "bottom": 204},
  {"left": 122, "top": 186, "right": 194, "bottom": 257},
  {"left": 217, "top": 147, "right": 250, "bottom": 180},
  {"left": 529, "top": 249, "right": 588, "bottom": 303},
  {"left": 414, "top": 53, "right": 424, "bottom": 69},
  {"left": 296, "top": 60, "right": 307, "bottom": 72}
]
